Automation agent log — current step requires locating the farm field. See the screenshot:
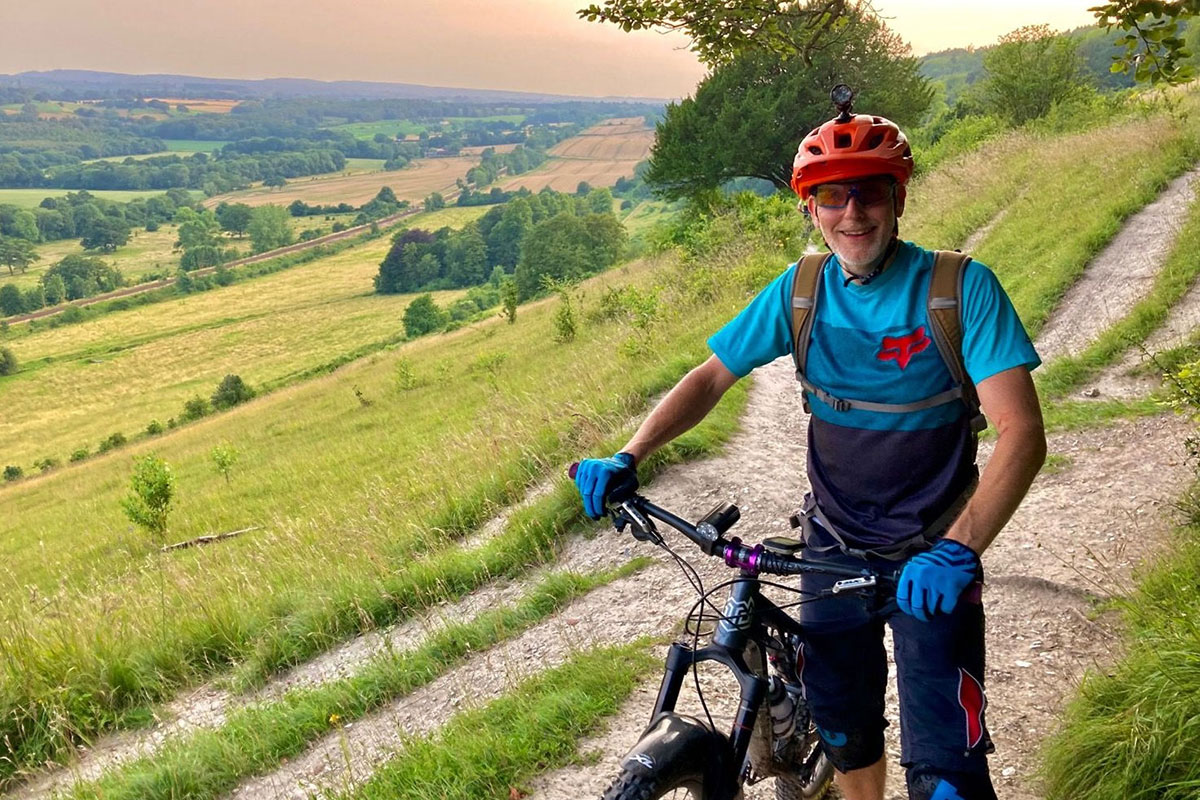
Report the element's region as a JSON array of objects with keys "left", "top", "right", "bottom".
[
  {"left": 325, "top": 115, "right": 525, "bottom": 140},
  {"left": 201, "top": 155, "right": 478, "bottom": 208},
  {"left": 81, "top": 140, "right": 233, "bottom": 162},
  {"left": 0, "top": 237, "right": 452, "bottom": 466},
  {"left": 148, "top": 98, "right": 240, "bottom": 113},
  {"left": 0, "top": 188, "right": 178, "bottom": 208},
  {"left": 0, "top": 201, "right": 493, "bottom": 464},
  {"left": 500, "top": 117, "right": 653, "bottom": 192}
]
